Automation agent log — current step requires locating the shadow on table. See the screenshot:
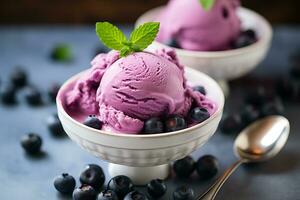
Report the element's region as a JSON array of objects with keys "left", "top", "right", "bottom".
[{"left": 242, "top": 150, "right": 300, "bottom": 174}]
